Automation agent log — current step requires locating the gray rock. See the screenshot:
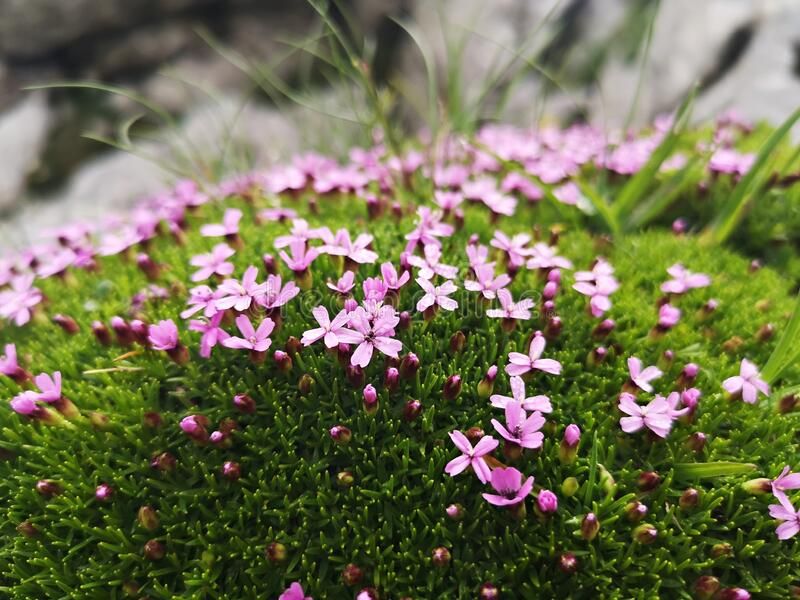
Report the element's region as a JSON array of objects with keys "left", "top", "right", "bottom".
[{"left": 0, "top": 92, "right": 51, "bottom": 213}]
